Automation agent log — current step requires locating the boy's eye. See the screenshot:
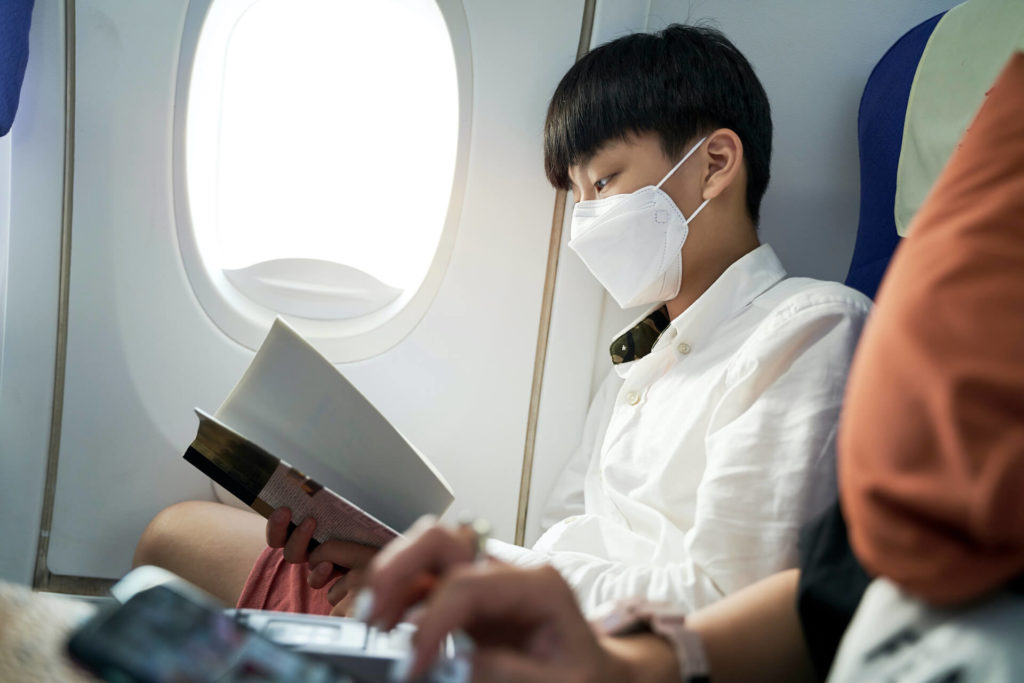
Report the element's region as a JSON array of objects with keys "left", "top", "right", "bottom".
[{"left": 594, "top": 176, "right": 612, "bottom": 192}]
